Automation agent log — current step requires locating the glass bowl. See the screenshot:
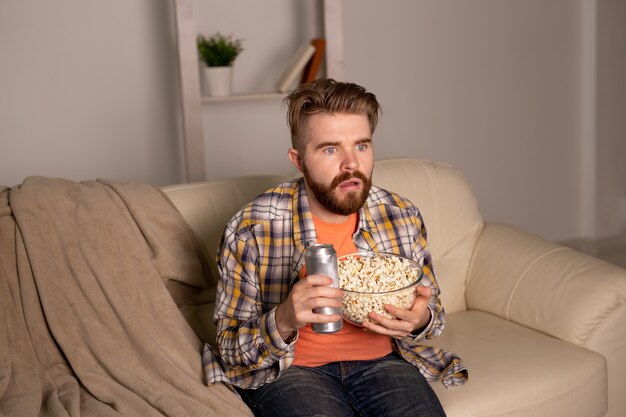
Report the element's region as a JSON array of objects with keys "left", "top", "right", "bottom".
[{"left": 338, "top": 252, "right": 423, "bottom": 326}]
